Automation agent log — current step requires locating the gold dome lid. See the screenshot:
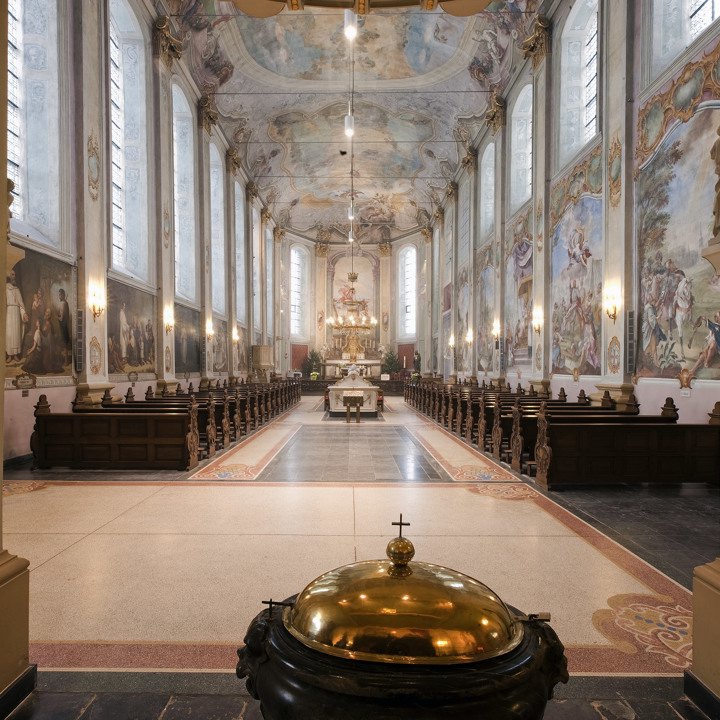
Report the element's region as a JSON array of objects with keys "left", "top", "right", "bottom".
[{"left": 283, "top": 517, "right": 523, "bottom": 665}]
